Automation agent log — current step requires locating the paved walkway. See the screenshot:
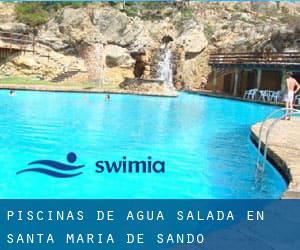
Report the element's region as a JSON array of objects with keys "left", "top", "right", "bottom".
[{"left": 251, "top": 118, "right": 300, "bottom": 199}]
